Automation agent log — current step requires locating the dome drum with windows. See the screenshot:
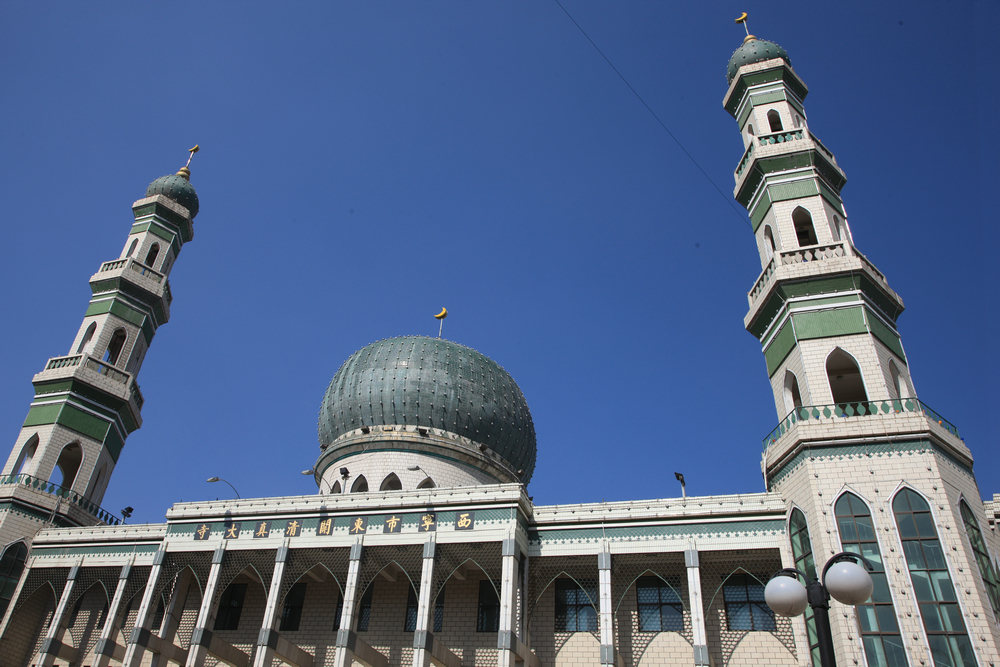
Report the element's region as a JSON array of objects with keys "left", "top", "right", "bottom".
[{"left": 314, "top": 336, "right": 537, "bottom": 493}]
